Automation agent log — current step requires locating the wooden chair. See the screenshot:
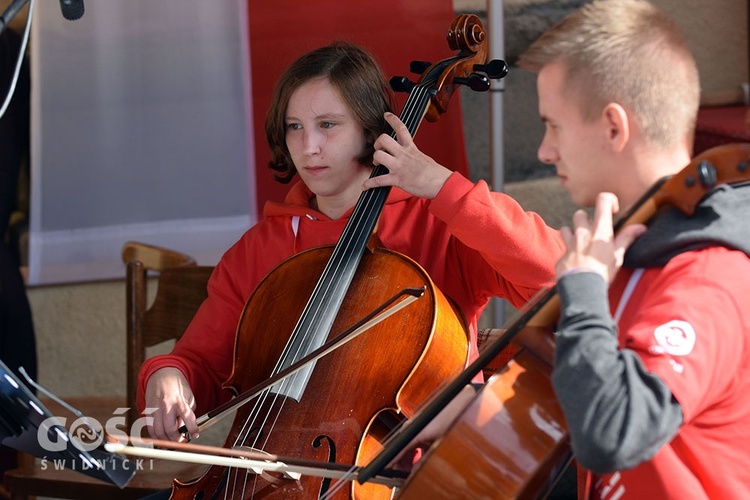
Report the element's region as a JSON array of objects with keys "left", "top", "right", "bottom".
[
  {"left": 122, "top": 241, "right": 211, "bottom": 428},
  {"left": 4, "top": 241, "right": 215, "bottom": 499}
]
